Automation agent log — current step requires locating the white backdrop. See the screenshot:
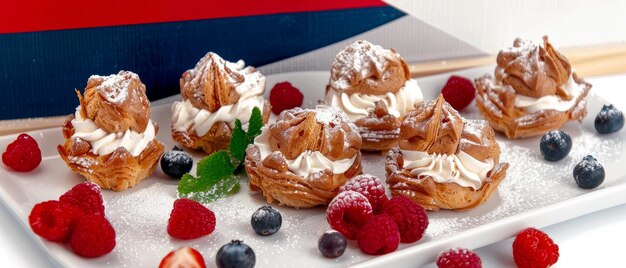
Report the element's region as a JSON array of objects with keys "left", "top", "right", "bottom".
[{"left": 385, "top": 0, "right": 626, "bottom": 53}]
